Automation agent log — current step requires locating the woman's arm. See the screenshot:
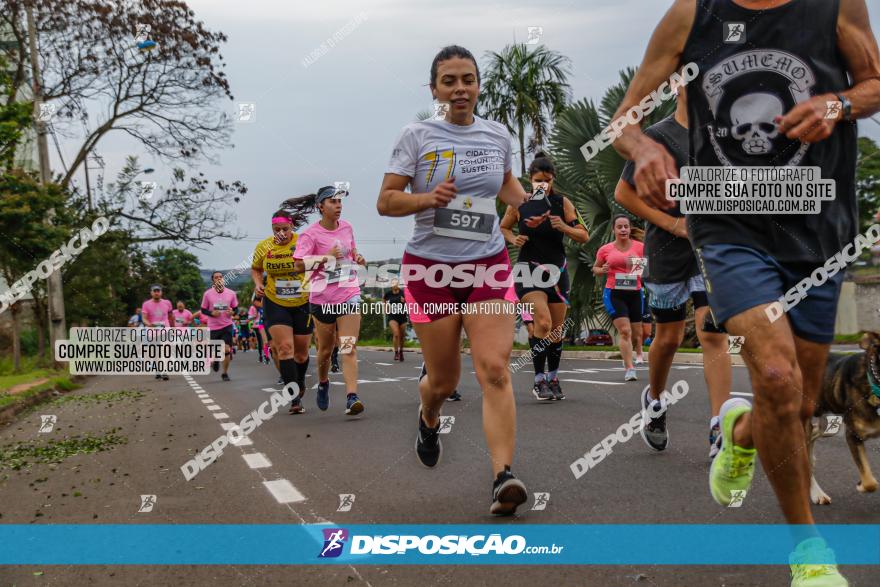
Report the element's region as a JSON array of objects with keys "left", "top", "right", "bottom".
[
  {"left": 497, "top": 171, "right": 528, "bottom": 208},
  {"left": 500, "top": 205, "right": 526, "bottom": 246},
  {"left": 592, "top": 247, "right": 610, "bottom": 276},
  {"left": 614, "top": 179, "right": 687, "bottom": 238},
  {"left": 377, "top": 174, "right": 457, "bottom": 217},
  {"left": 551, "top": 198, "right": 590, "bottom": 243}
]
